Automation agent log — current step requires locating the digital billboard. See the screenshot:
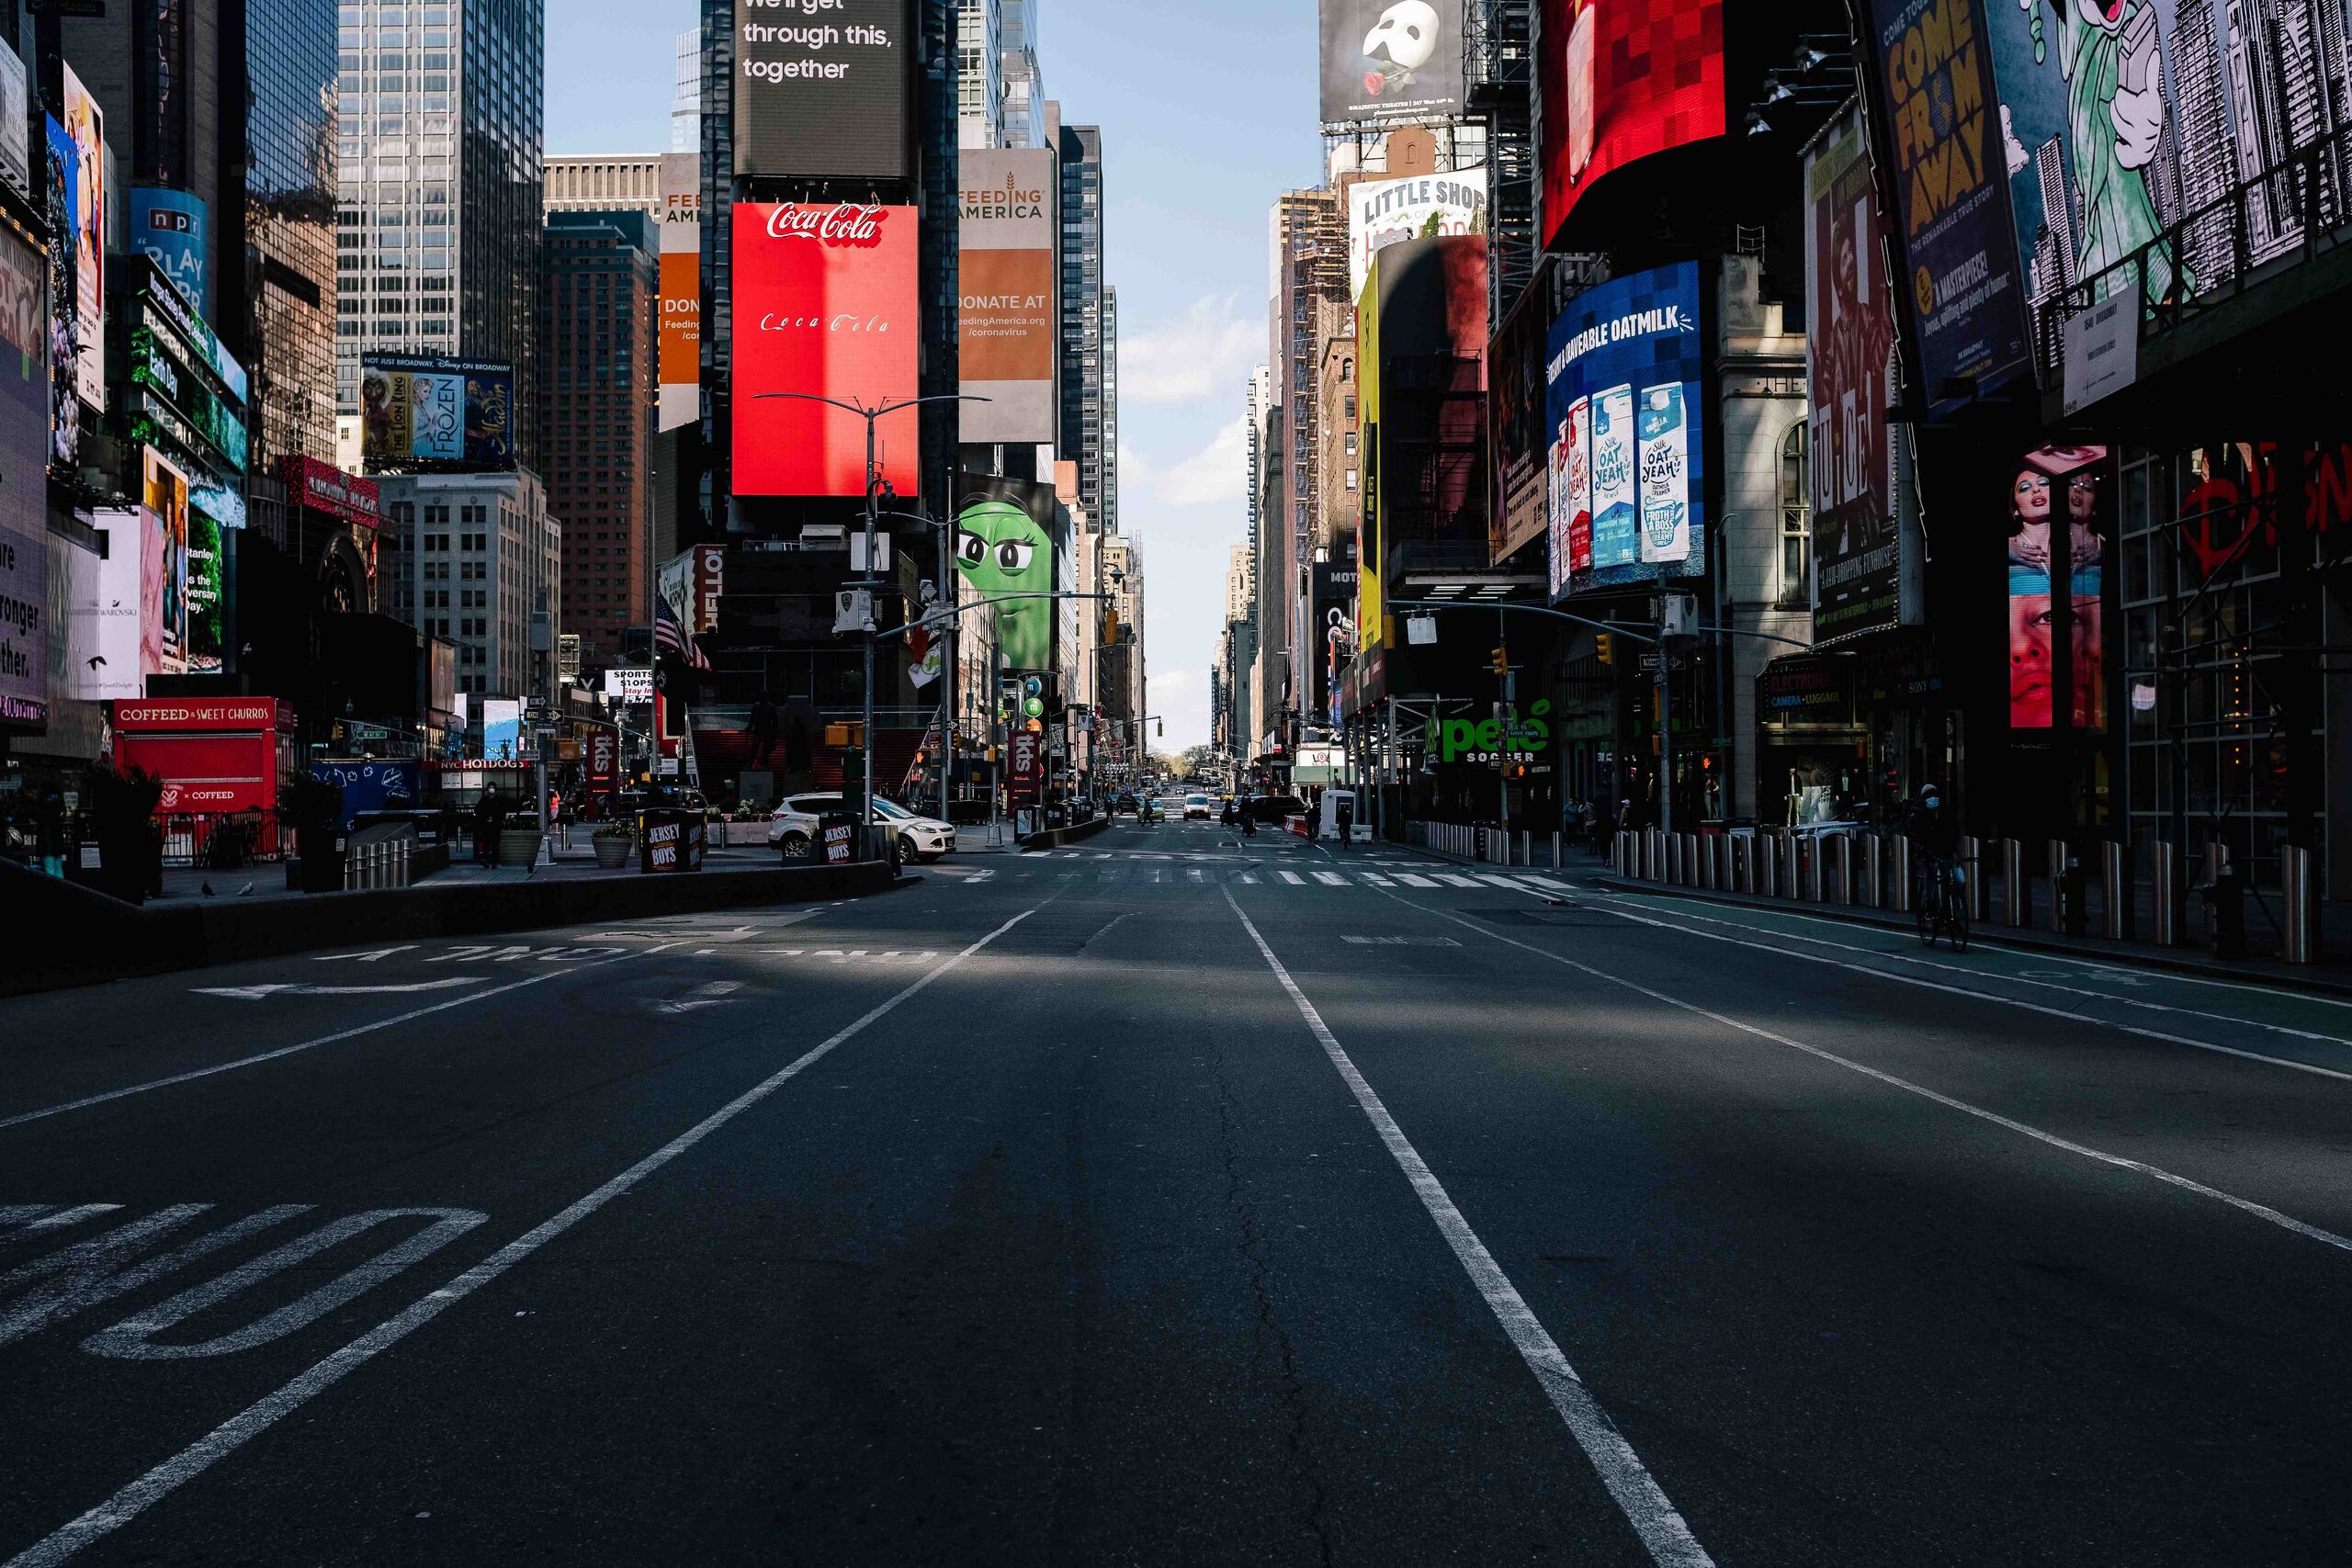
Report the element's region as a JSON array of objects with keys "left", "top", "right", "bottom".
[
  {"left": 0, "top": 211, "right": 47, "bottom": 728},
  {"left": 953, "top": 474, "right": 1058, "bottom": 671},
  {"left": 658, "top": 152, "right": 700, "bottom": 433},
  {"left": 958, "top": 150, "right": 1057, "bottom": 445},
  {"left": 42, "top": 117, "right": 77, "bottom": 468},
  {"left": 481, "top": 698, "right": 524, "bottom": 763},
  {"left": 359, "top": 355, "right": 516, "bottom": 470},
  {"left": 1862, "top": 0, "right": 2031, "bottom": 418},
  {"left": 85, "top": 508, "right": 165, "bottom": 697},
  {"left": 1805, "top": 104, "right": 1899, "bottom": 641},
  {"left": 1488, "top": 274, "right": 1548, "bottom": 567},
  {"left": 2007, "top": 444, "right": 2109, "bottom": 732},
  {"left": 1348, "top": 165, "right": 1487, "bottom": 302},
  {"left": 60, "top": 64, "right": 102, "bottom": 412},
  {"left": 1320, "top": 1, "right": 1467, "bottom": 127},
  {"left": 732, "top": 0, "right": 910, "bottom": 179},
  {"left": 130, "top": 188, "right": 208, "bottom": 314},
  {"left": 1539, "top": 0, "right": 1725, "bottom": 247},
  {"left": 730, "top": 203, "right": 919, "bottom": 498},
  {"left": 0, "top": 38, "right": 26, "bottom": 207},
  {"left": 1544, "top": 263, "right": 1706, "bottom": 598}
]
